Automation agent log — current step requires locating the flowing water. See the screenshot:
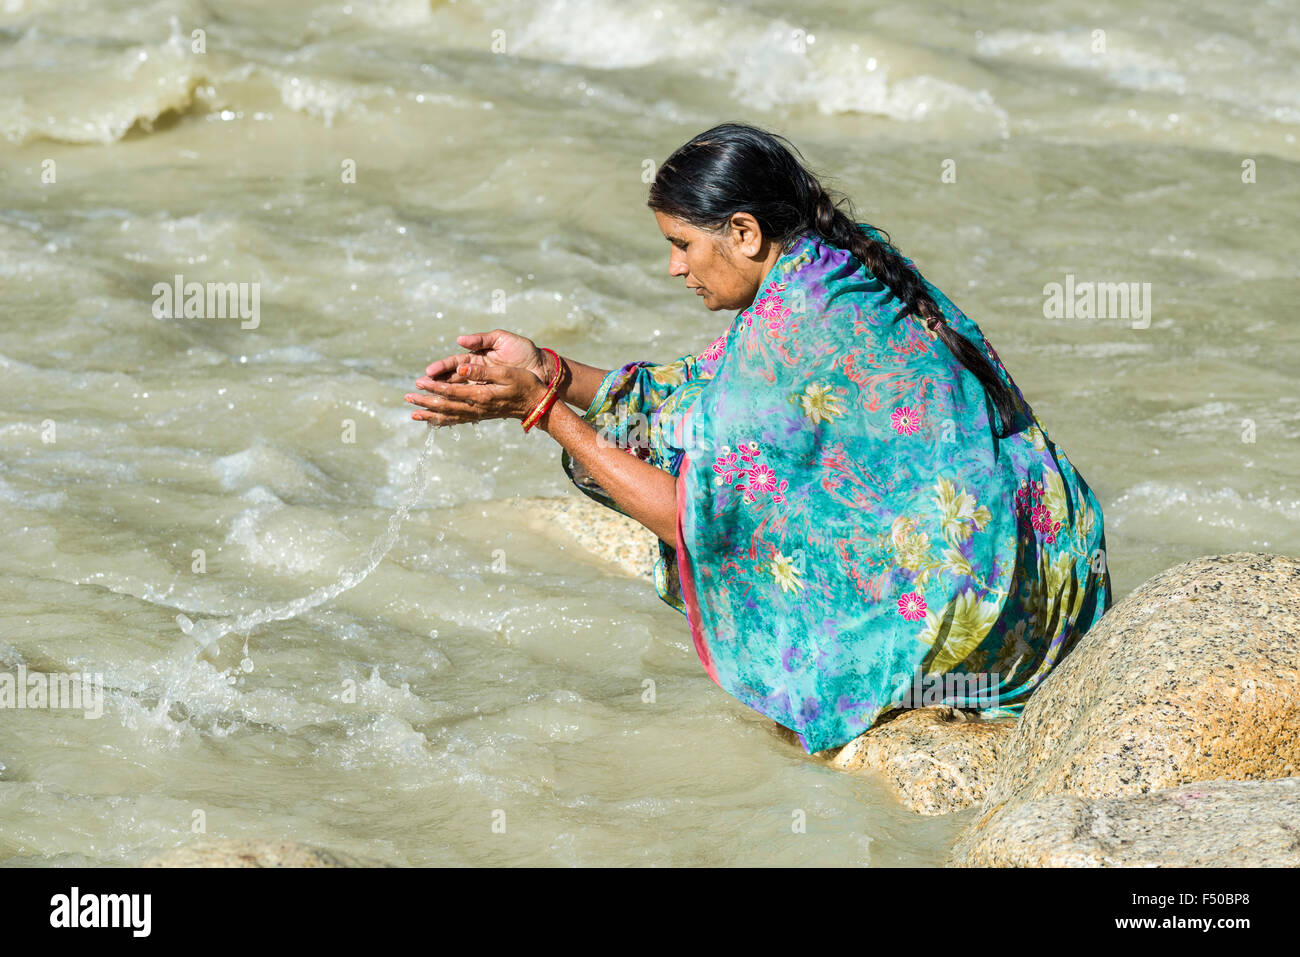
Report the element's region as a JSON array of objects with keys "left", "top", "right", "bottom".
[{"left": 1, "top": 0, "right": 1297, "bottom": 866}]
